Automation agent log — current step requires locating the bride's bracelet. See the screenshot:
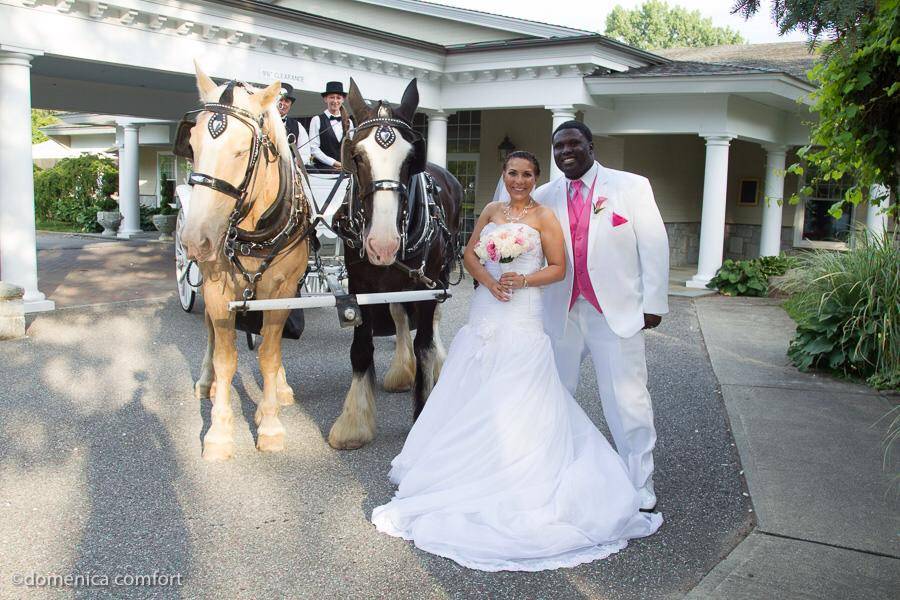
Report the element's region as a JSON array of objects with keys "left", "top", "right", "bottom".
[{"left": 522, "top": 275, "right": 529, "bottom": 289}]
